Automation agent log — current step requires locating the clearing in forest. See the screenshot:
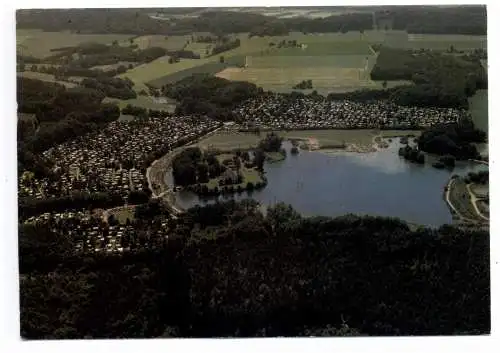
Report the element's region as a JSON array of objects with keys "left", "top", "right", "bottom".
[{"left": 16, "top": 29, "right": 134, "bottom": 58}]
